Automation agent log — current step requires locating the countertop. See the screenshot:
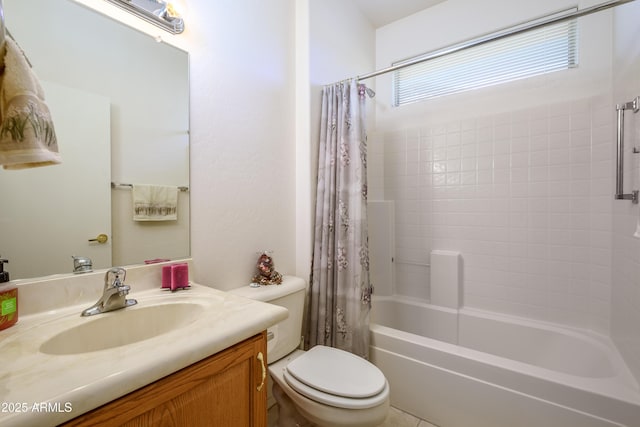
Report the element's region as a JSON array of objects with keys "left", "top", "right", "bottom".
[{"left": 0, "top": 262, "right": 288, "bottom": 426}]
